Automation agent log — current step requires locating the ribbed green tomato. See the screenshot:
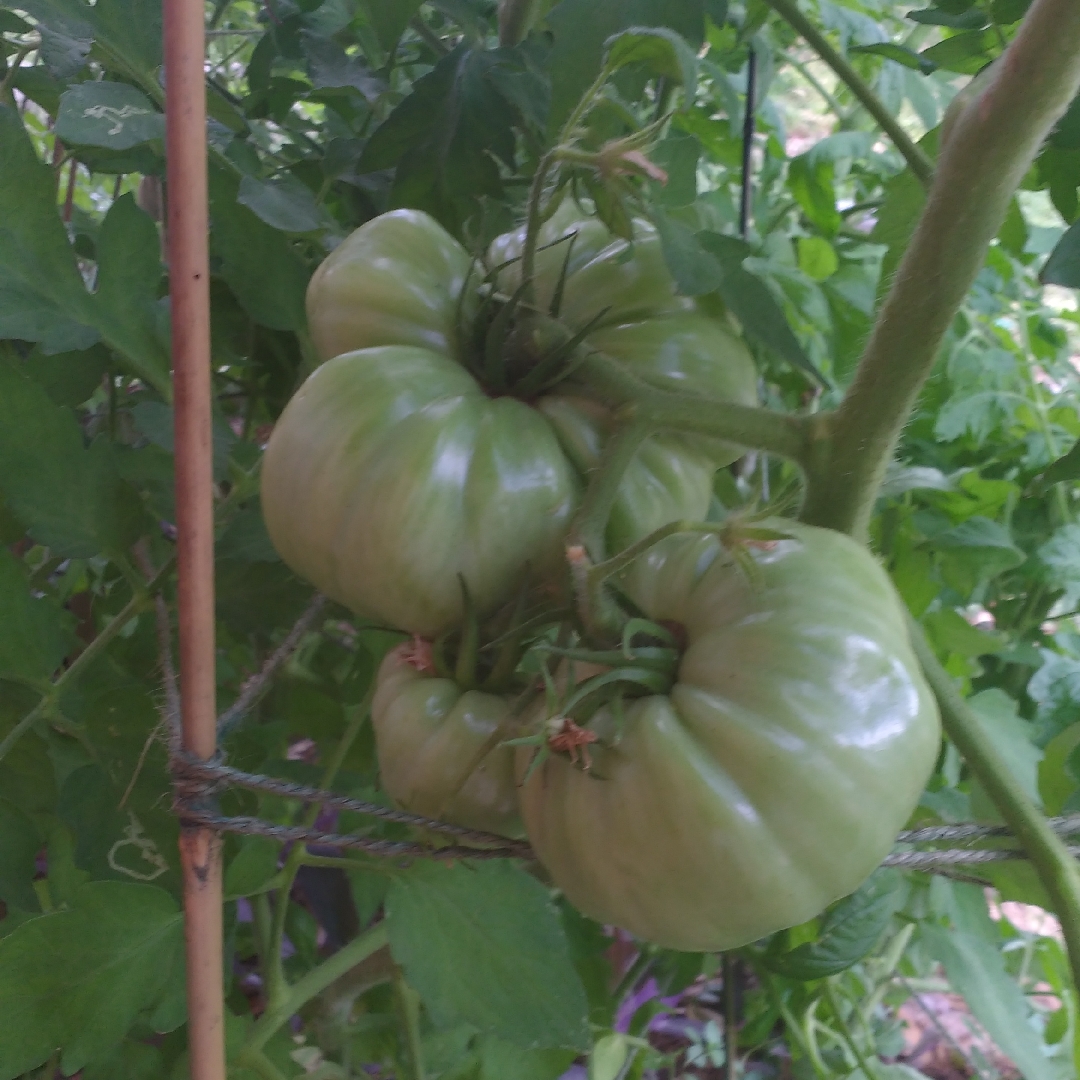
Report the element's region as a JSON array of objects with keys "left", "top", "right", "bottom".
[
  {"left": 372, "top": 642, "right": 521, "bottom": 838},
  {"left": 518, "top": 523, "right": 941, "bottom": 952},
  {"left": 263, "top": 208, "right": 757, "bottom": 635}
]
